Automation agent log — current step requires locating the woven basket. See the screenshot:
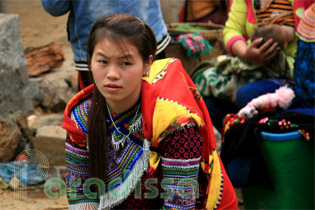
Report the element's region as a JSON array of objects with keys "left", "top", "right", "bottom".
[{"left": 167, "top": 22, "right": 224, "bottom": 40}]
